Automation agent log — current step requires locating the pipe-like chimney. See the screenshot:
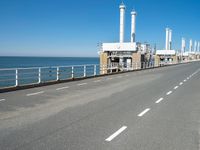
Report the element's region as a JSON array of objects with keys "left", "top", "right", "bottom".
[
  {"left": 189, "top": 39, "right": 193, "bottom": 52},
  {"left": 119, "top": 3, "right": 126, "bottom": 43},
  {"left": 194, "top": 40, "right": 197, "bottom": 52},
  {"left": 181, "top": 38, "right": 186, "bottom": 53},
  {"left": 165, "top": 28, "right": 170, "bottom": 50},
  {"left": 198, "top": 42, "right": 200, "bottom": 52},
  {"left": 169, "top": 29, "right": 172, "bottom": 50},
  {"left": 131, "top": 10, "right": 137, "bottom": 43}
]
